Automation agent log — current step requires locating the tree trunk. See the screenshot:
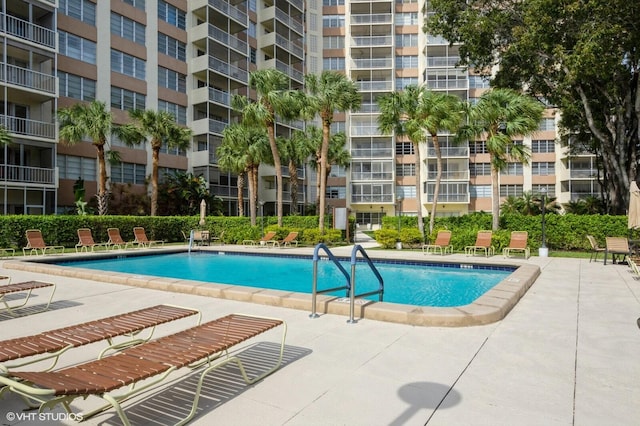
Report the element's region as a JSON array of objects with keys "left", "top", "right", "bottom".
[
  {"left": 318, "top": 121, "right": 331, "bottom": 233},
  {"left": 237, "top": 171, "right": 245, "bottom": 217},
  {"left": 247, "top": 168, "right": 257, "bottom": 226},
  {"left": 96, "top": 143, "right": 108, "bottom": 215},
  {"left": 150, "top": 144, "right": 159, "bottom": 216},
  {"left": 414, "top": 143, "right": 425, "bottom": 238},
  {"left": 491, "top": 156, "right": 500, "bottom": 231},
  {"left": 289, "top": 160, "right": 298, "bottom": 214},
  {"left": 429, "top": 136, "right": 443, "bottom": 235},
  {"left": 267, "top": 124, "right": 283, "bottom": 227}
]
